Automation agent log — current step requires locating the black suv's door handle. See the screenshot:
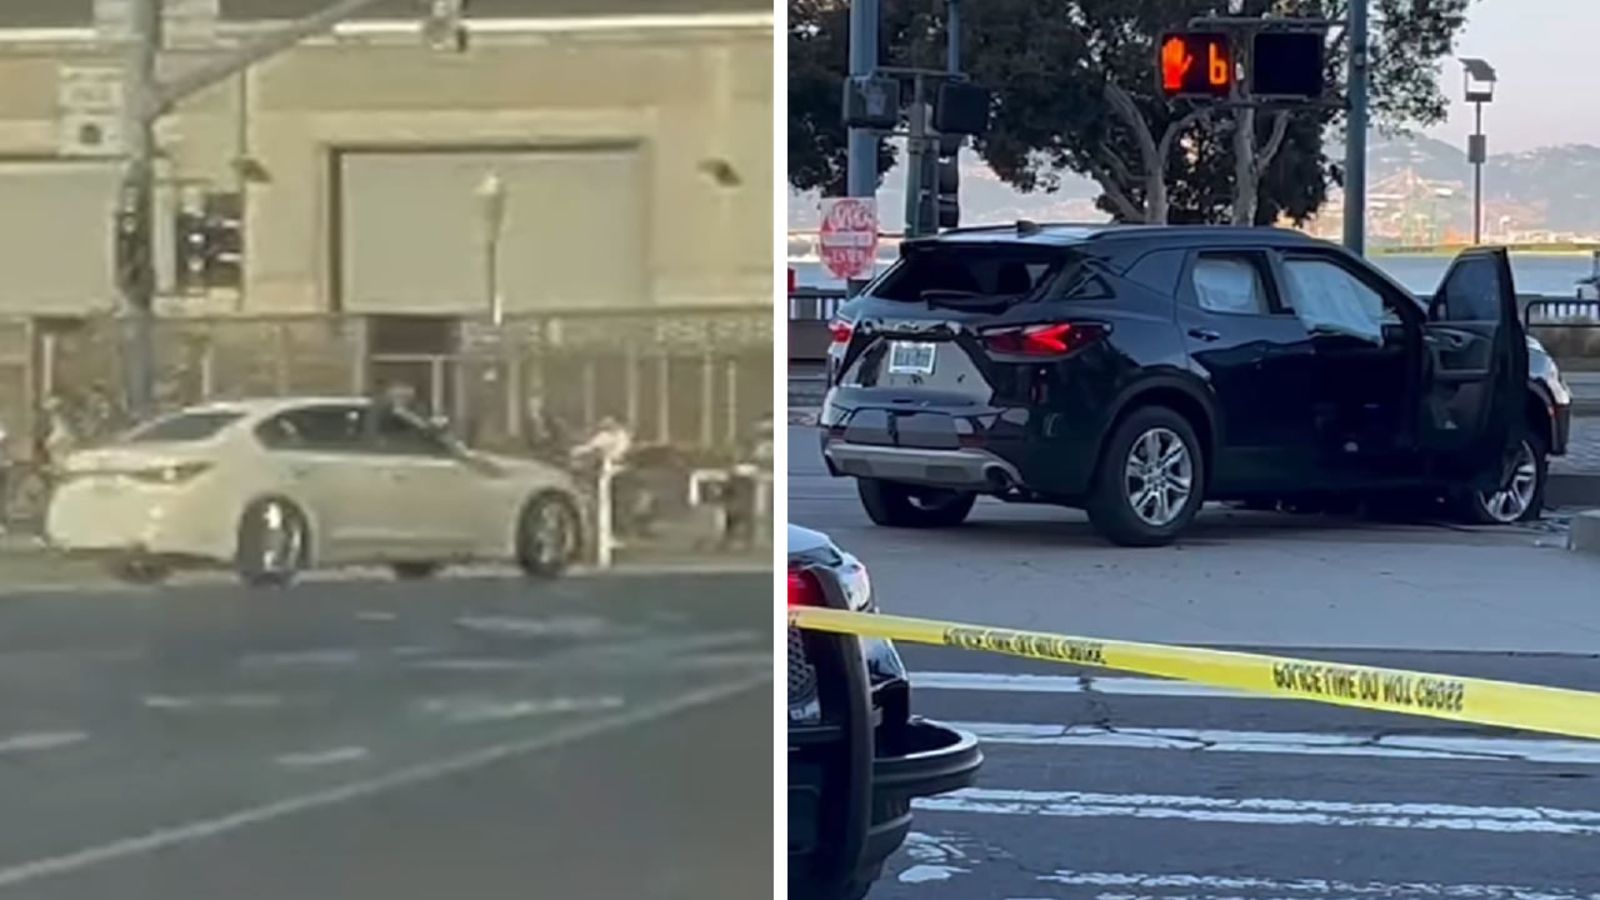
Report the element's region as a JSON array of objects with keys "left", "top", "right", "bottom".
[{"left": 1187, "top": 328, "right": 1222, "bottom": 342}]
